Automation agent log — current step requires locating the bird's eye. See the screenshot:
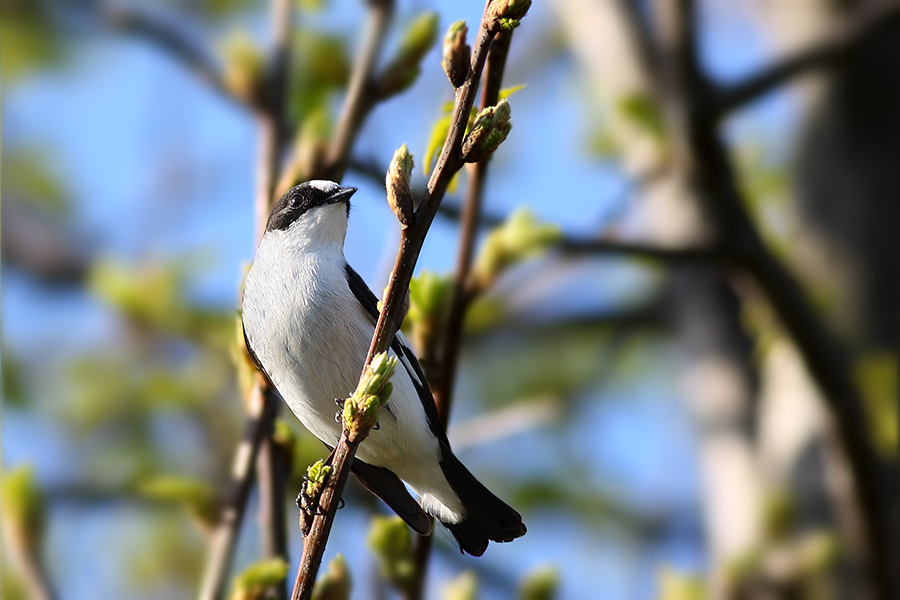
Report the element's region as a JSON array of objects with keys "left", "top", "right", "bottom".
[{"left": 289, "top": 194, "right": 302, "bottom": 209}]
